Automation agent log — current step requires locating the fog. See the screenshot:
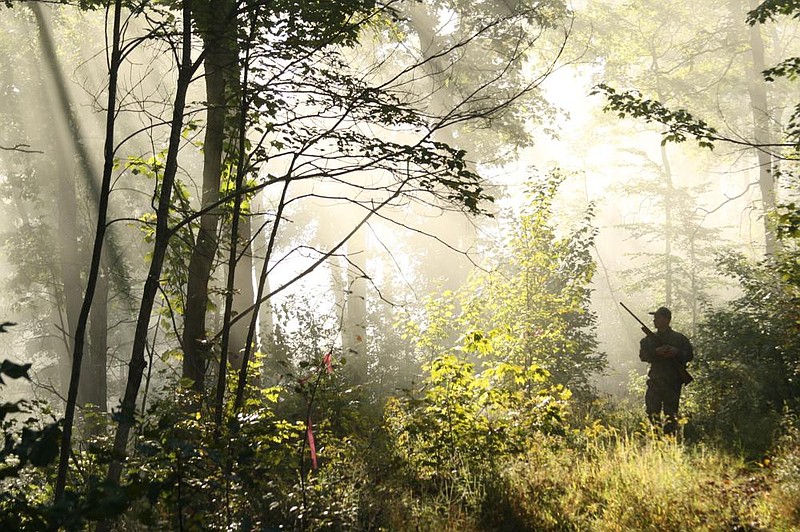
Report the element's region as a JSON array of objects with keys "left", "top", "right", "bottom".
[{"left": 0, "top": 0, "right": 797, "bottom": 408}]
